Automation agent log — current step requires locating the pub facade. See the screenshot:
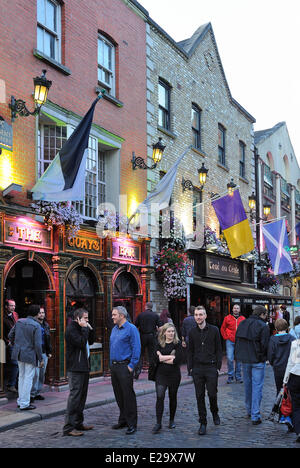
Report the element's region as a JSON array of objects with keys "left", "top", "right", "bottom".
[{"left": 0, "top": 204, "right": 151, "bottom": 400}]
